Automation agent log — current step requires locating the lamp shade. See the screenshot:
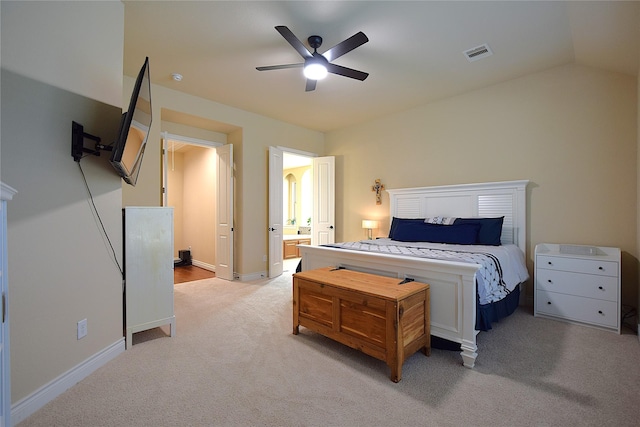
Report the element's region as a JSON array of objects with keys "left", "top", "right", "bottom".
[{"left": 361, "top": 220, "right": 378, "bottom": 229}]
